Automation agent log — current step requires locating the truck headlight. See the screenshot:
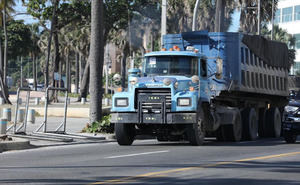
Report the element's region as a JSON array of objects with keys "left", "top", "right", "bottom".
[
  {"left": 129, "top": 77, "right": 138, "bottom": 85},
  {"left": 177, "top": 98, "right": 191, "bottom": 106},
  {"left": 115, "top": 98, "right": 128, "bottom": 107}
]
